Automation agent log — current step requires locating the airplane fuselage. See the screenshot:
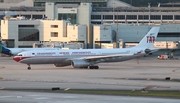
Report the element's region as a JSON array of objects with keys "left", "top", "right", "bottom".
[{"left": 14, "top": 47, "right": 145, "bottom": 65}]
